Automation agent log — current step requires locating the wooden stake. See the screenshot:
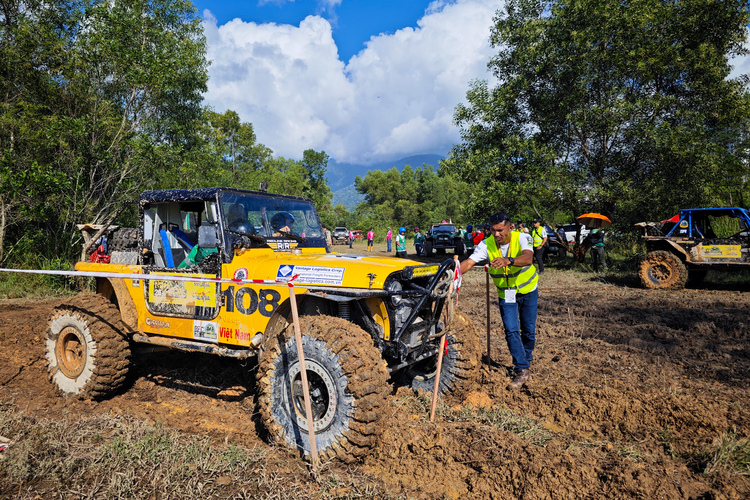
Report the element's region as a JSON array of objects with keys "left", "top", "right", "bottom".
[{"left": 287, "top": 284, "right": 319, "bottom": 472}]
